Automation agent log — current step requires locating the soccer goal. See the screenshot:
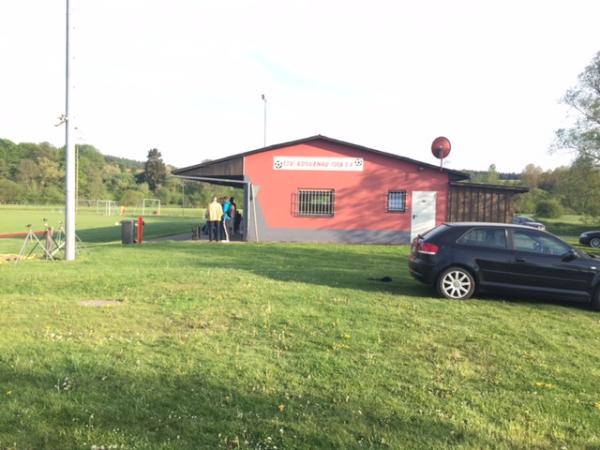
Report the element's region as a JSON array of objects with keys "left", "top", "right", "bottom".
[
  {"left": 142, "top": 199, "right": 161, "bottom": 215},
  {"left": 96, "top": 200, "right": 118, "bottom": 216}
]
